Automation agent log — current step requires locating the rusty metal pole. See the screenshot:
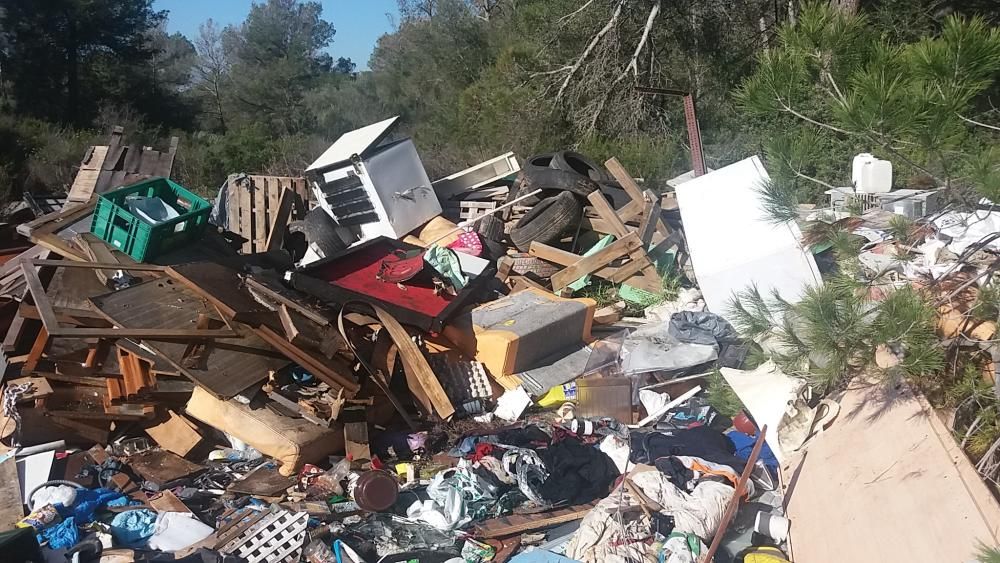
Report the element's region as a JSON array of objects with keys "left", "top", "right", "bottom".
[{"left": 635, "top": 86, "right": 707, "bottom": 177}]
